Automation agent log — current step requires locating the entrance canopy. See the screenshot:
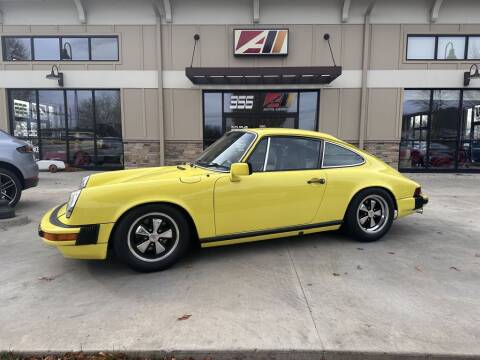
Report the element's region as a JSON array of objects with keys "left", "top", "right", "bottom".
[{"left": 185, "top": 66, "right": 342, "bottom": 85}]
